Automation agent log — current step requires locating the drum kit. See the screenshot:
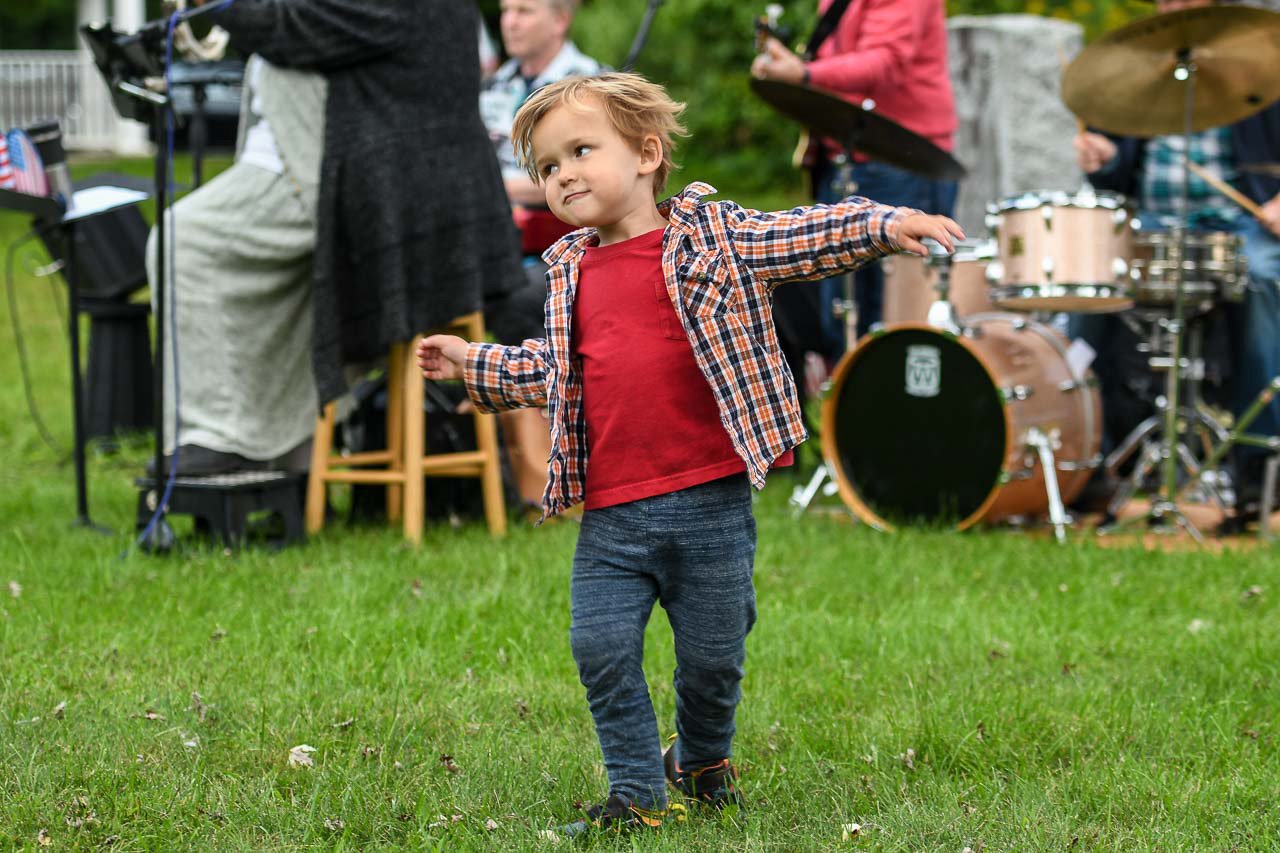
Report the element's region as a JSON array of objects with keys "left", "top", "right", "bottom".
[{"left": 751, "top": 4, "right": 1280, "bottom": 541}]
